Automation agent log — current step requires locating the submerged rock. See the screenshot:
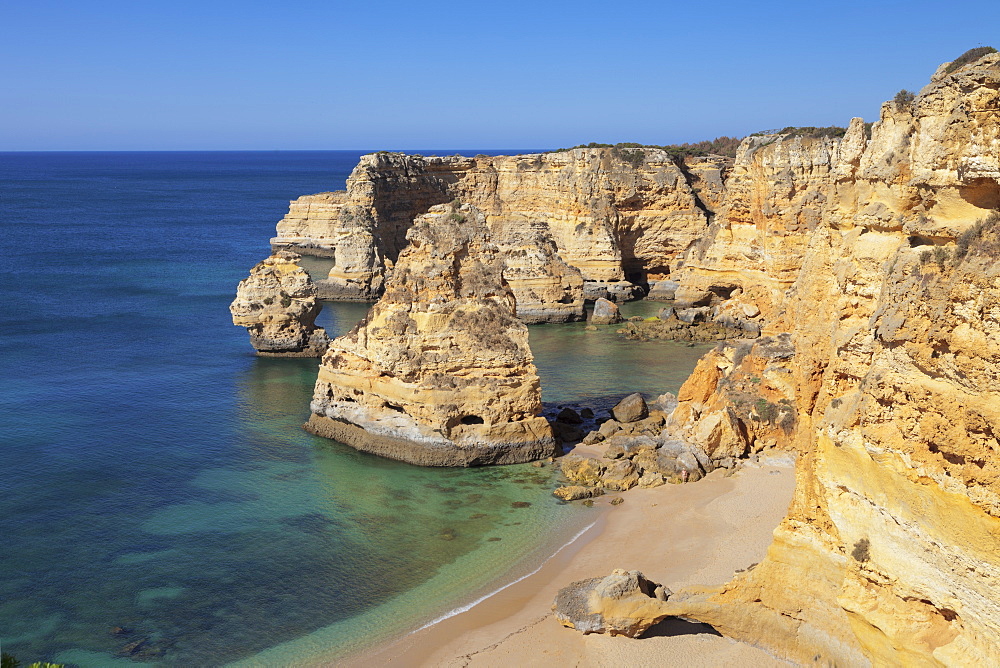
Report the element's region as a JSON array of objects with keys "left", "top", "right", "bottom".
[
  {"left": 306, "top": 203, "right": 556, "bottom": 466},
  {"left": 230, "top": 250, "right": 330, "bottom": 356}
]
